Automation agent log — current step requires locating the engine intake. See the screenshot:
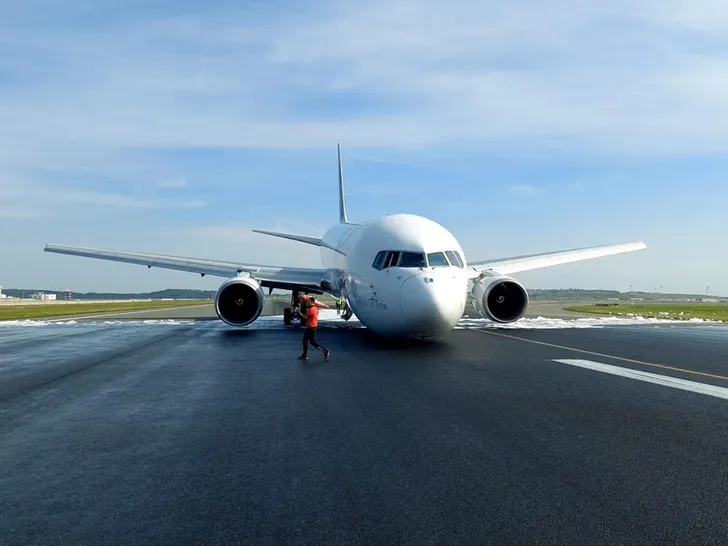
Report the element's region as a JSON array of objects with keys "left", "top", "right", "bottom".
[
  {"left": 214, "top": 276, "right": 265, "bottom": 327},
  {"left": 471, "top": 275, "right": 529, "bottom": 323}
]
